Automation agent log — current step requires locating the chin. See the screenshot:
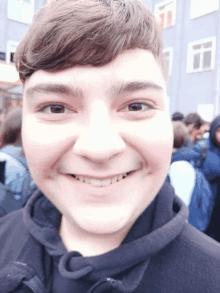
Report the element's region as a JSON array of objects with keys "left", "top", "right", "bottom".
[
  {"left": 81, "top": 223, "right": 125, "bottom": 235},
  {"left": 73, "top": 209, "right": 130, "bottom": 235}
]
